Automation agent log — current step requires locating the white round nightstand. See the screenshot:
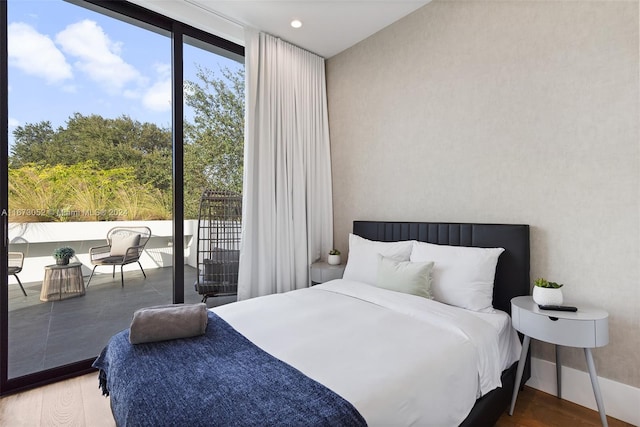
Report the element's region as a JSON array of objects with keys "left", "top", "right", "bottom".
[{"left": 509, "top": 295, "right": 609, "bottom": 426}]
